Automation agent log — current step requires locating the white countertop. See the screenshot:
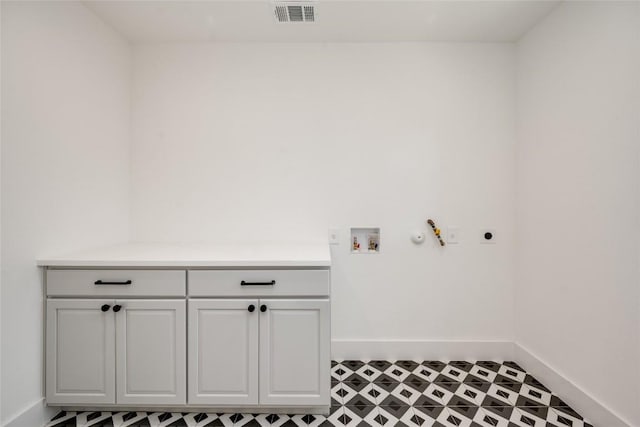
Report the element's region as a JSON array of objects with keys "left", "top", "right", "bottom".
[{"left": 37, "top": 243, "right": 331, "bottom": 268}]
